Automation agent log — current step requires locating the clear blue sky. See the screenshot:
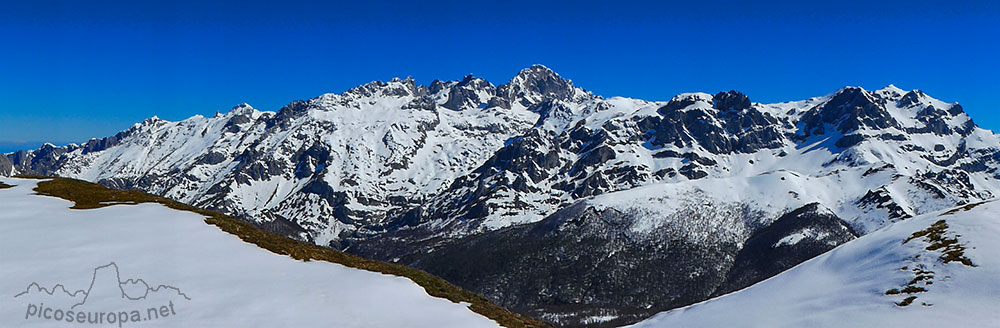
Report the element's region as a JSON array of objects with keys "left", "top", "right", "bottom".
[{"left": 1, "top": 1, "right": 998, "bottom": 152}]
